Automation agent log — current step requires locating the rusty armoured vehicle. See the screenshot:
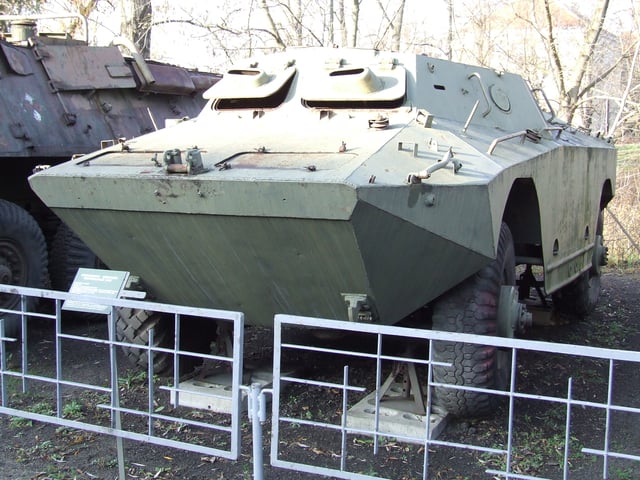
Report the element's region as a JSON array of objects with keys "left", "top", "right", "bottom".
[
  {"left": 0, "top": 15, "right": 220, "bottom": 335},
  {"left": 29, "top": 47, "right": 616, "bottom": 416}
]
